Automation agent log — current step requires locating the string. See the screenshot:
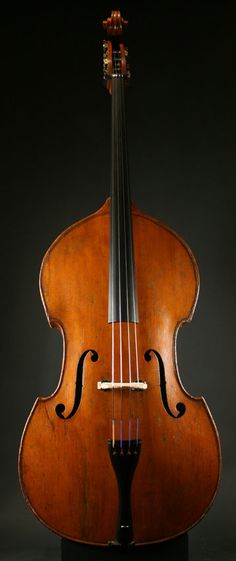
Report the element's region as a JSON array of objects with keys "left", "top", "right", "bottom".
[
  {"left": 111, "top": 75, "right": 115, "bottom": 448},
  {"left": 111, "top": 75, "right": 123, "bottom": 448},
  {"left": 111, "top": 76, "right": 123, "bottom": 448},
  {"left": 120, "top": 76, "right": 132, "bottom": 383},
  {"left": 111, "top": 74, "right": 122, "bottom": 447},
  {"left": 119, "top": 76, "right": 133, "bottom": 448},
  {"left": 121, "top": 75, "right": 140, "bottom": 444},
  {"left": 116, "top": 77, "right": 123, "bottom": 448}
]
